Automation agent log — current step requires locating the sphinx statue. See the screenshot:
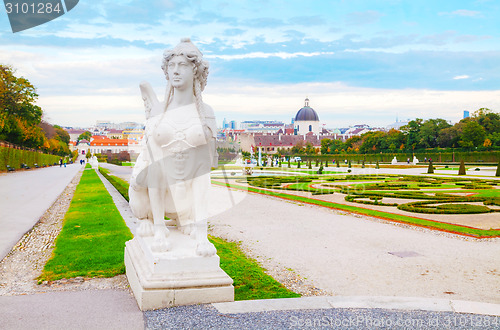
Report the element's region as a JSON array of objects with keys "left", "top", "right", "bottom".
[{"left": 128, "top": 38, "right": 218, "bottom": 256}]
